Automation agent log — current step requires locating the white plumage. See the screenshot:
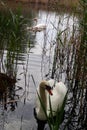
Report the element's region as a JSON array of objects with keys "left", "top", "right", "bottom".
[
  {"left": 26, "top": 18, "right": 46, "bottom": 32},
  {"left": 35, "top": 79, "right": 67, "bottom": 121}
]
